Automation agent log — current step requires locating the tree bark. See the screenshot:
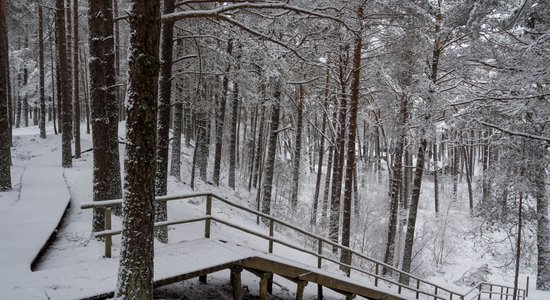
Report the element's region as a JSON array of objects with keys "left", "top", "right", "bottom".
[
  {"left": 261, "top": 82, "right": 281, "bottom": 221},
  {"left": 290, "top": 82, "right": 304, "bottom": 208},
  {"left": 56, "top": 0, "right": 73, "bottom": 168},
  {"left": 229, "top": 76, "right": 240, "bottom": 189},
  {"left": 400, "top": 137, "right": 428, "bottom": 284},
  {"left": 213, "top": 39, "right": 233, "bottom": 186},
  {"left": 115, "top": 1, "right": 161, "bottom": 299},
  {"left": 311, "top": 70, "right": 329, "bottom": 225},
  {"left": 383, "top": 94, "right": 408, "bottom": 274},
  {"left": 535, "top": 144, "right": 550, "bottom": 290},
  {"left": 72, "top": 0, "right": 80, "bottom": 157},
  {"left": 88, "top": 0, "right": 122, "bottom": 231},
  {"left": 341, "top": 11, "right": 363, "bottom": 272},
  {"left": 38, "top": 2, "right": 46, "bottom": 139},
  {"left": 154, "top": 0, "right": 175, "bottom": 244},
  {"left": 170, "top": 102, "right": 182, "bottom": 180},
  {"left": 0, "top": 0, "right": 11, "bottom": 191}
]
